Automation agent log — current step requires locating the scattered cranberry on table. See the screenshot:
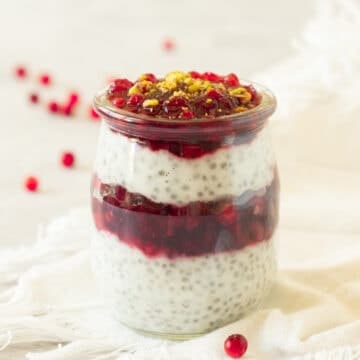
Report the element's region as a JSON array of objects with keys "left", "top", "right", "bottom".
[
  {"left": 29, "top": 93, "right": 39, "bottom": 104},
  {"left": 24, "top": 176, "right": 39, "bottom": 192},
  {"left": 162, "top": 38, "right": 175, "bottom": 51},
  {"left": 224, "top": 334, "right": 248, "bottom": 358},
  {"left": 68, "top": 92, "right": 79, "bottom": 106},
  {"left": 15, "top": 66, "right": 27, "bottom": 78},
  {"left": 39, "top": 73, "right": 51, "bottom": 86},
  {"left": 61, "top": 104, "right": 73, "bottom": 116},
  {"left": 61, "top": 151, "right": 75, "bottom": 168},
  {"left": 48, "top": 101, "right": 59, "bottom": 113}
]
